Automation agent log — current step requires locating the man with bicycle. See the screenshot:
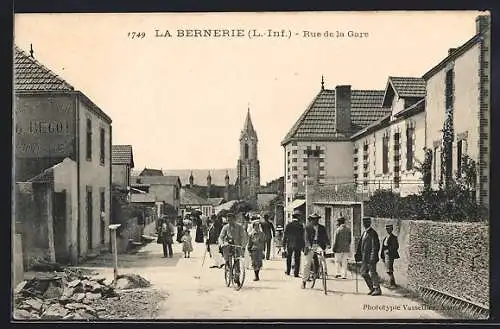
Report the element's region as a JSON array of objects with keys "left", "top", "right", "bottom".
[
  {"left": 301, "top": 213, "right": 330, "bottom": 289},
  {"left": 218, "top": 212, "right": 247, "bottom": 287}
]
